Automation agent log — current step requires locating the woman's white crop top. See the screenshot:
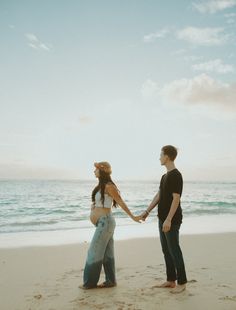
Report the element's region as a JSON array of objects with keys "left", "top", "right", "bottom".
[{"left": 95, "top": 191, "right": 113, "bottom": 208}]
